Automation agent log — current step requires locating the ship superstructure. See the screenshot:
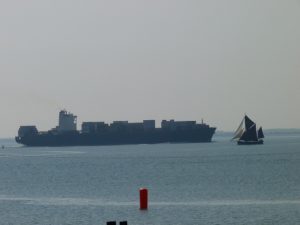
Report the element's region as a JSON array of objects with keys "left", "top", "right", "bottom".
[
  {"left": 16, "top": 110, "right": 216, "bottom": 147},
  {"left": 57, "top": 110, "right": 77, "bottom": 132}
]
